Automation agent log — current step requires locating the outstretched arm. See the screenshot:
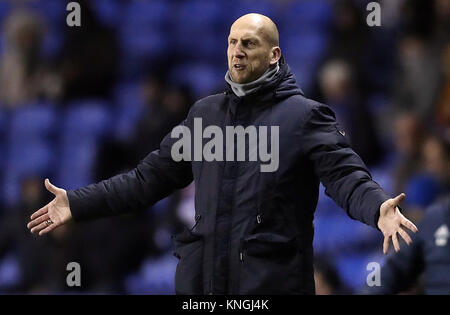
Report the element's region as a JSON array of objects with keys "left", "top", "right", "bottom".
[
  {"left": 301, "top": 102, "right": 417, "bottom": 253},
  {"left": 27, "top": 119, "right": 193, "bottom": 235}
]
